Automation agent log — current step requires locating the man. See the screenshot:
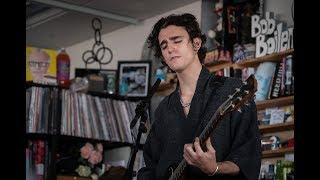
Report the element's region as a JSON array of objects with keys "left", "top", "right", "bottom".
[{"left": 137, "top": 13, "right": 261, "bottom": 180}]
